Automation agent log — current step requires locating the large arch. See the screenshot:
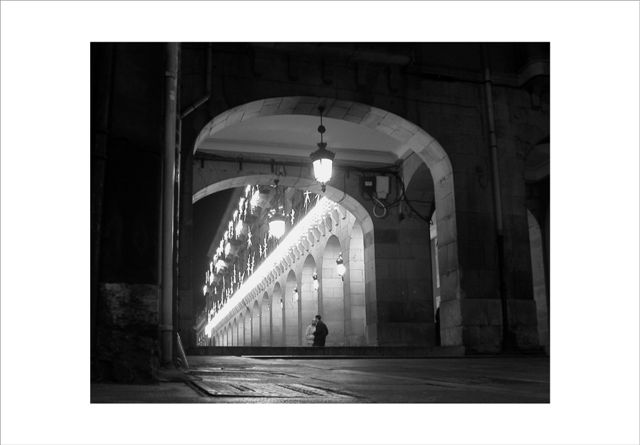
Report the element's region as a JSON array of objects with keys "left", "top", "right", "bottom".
[
  {"left": 284, "top": 270, "right": 300, "bottom": 346},
  {"left": 194, "top": 97, "right": 459, "bottom": 312},
  {"left": 322, "top": 235, "right": 345, "bottom": 346},
  {"left": 194, "top": 97, "right": 462, "bottom": 348},
  {"left": 271, "top": 282, "right": 284, "bottom": 346}
]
